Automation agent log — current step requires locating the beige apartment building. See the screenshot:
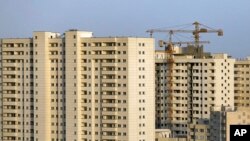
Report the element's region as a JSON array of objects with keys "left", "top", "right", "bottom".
[
  {"left": 187, "top": 119, "right": 209, "bottom": 141},
  {"left": 234, "top": 57, "right": 250, "bottom": 107},
  {"left": 0, "top": 30, "right": 155, "bottom": 141},
  {"left": 155, "top": 49, "right": 235, "bottom": 138},
  {"left": 210, "top": 107, "right": 250, "bottom": 141},
  {"left": 155, "top": 129, "right": 187, "bottom": 141}
]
